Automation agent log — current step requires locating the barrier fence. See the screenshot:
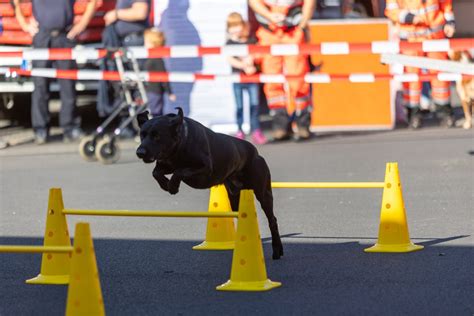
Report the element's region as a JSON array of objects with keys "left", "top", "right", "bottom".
[
  {"left": 0, "top": 38, "right": 472, "bottom": 60},
  {"left": 1, "top": 67, "right": 470, "bottom": 83}
]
